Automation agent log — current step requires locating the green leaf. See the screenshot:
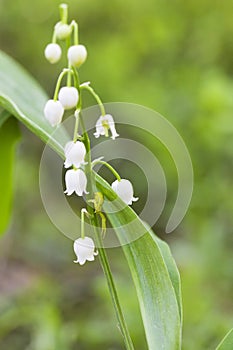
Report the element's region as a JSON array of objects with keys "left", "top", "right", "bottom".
[
  {"left": 0, "top": 50, "right": 182, "bottom": 349},
  {"left": 0, "top": 50, "right": 66, "bottom": 158},
  {"left": 216, "top": 329, "right": 233, "bottom": 350},
  {"left": 0, "top": 109, "right": 11, "bottom": 127},
  {"left": 96, "top": 175, "right": 182, "bottom": 349},
  {"left": 0, "top": 117, "right": 21, "bottom": 235}
]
